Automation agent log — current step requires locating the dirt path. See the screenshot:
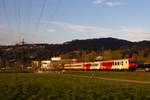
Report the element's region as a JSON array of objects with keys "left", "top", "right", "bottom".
[{"left": 66, "top": 74, "right": 150, "bottom": 84}]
